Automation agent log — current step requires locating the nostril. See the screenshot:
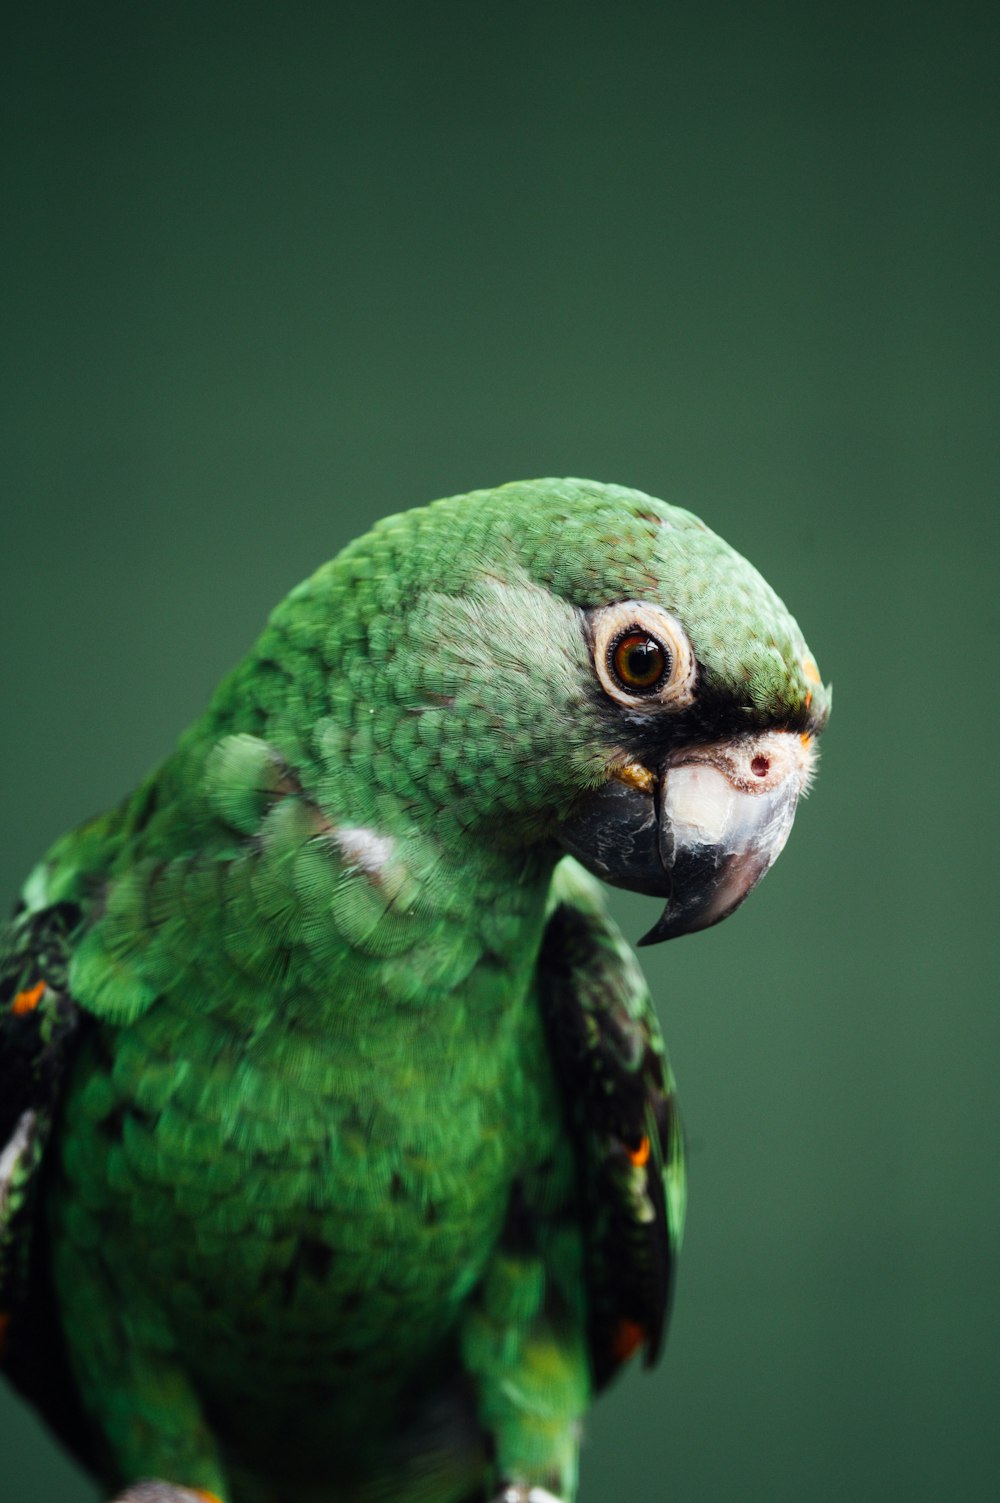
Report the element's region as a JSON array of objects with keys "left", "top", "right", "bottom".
[{"left": 750, "top": 755, "right": 770, "bottom": 778}]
